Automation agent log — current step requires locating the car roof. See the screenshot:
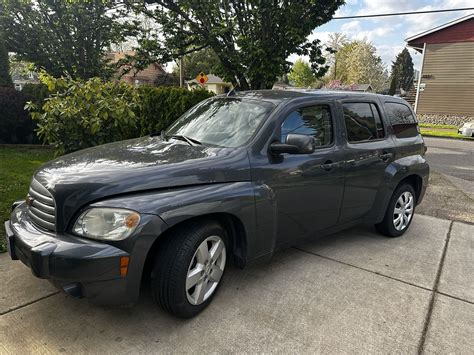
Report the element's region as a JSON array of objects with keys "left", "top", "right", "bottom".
[{"left": 231, "top": 89, "right": 408, "bottom": 105}]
